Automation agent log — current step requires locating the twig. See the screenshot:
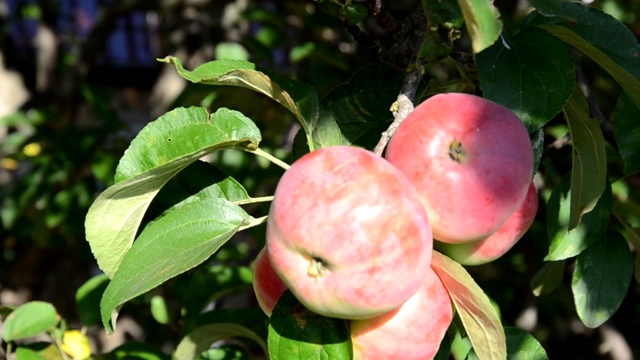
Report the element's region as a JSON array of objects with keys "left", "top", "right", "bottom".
[{"left": 373, "top": 63, "right": 424, "bottom": 156}]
